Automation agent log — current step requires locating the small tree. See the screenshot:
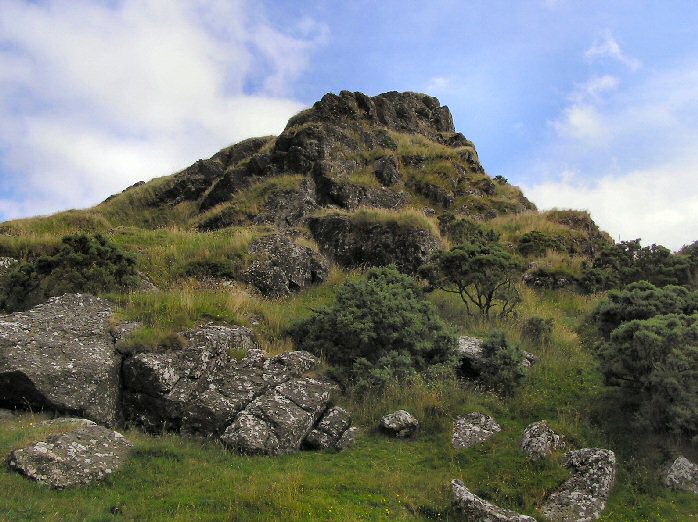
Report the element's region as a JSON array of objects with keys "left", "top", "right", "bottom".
[{"left": 420, "top": 242, "right": 525, "bottom": 318}]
